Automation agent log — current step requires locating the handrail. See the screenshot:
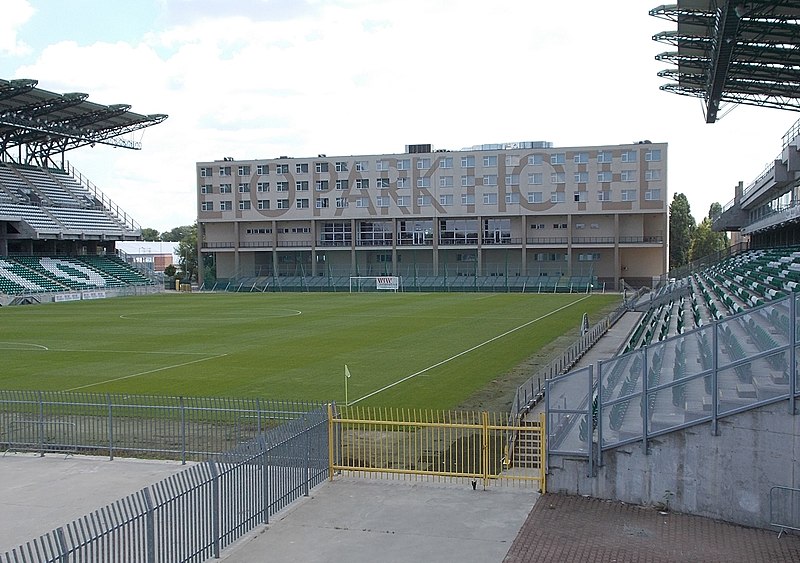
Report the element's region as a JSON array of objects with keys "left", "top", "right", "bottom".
[{"left": 63, "top": 160, "right": 140, "bottom": 232}]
